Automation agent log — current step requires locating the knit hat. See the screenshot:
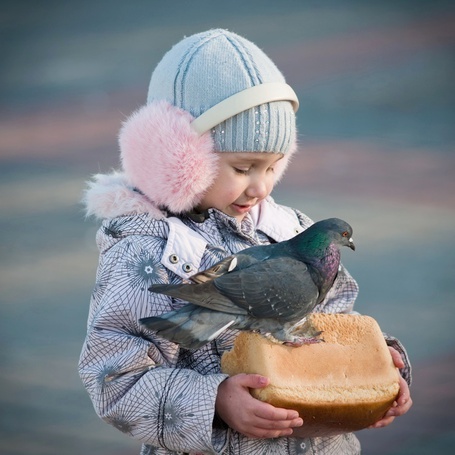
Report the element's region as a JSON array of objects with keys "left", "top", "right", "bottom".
[{"left": 120, "top": 29, "right": 299, "bottom": 214}]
